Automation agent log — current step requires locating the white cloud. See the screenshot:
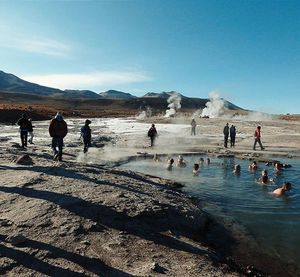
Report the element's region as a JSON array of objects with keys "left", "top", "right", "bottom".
[
  {"left": 0, "top": 28, "right": 71, "bottom": 57},
  {"left": 22, "top": 71, "right": 151, "bottom": 90}
]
